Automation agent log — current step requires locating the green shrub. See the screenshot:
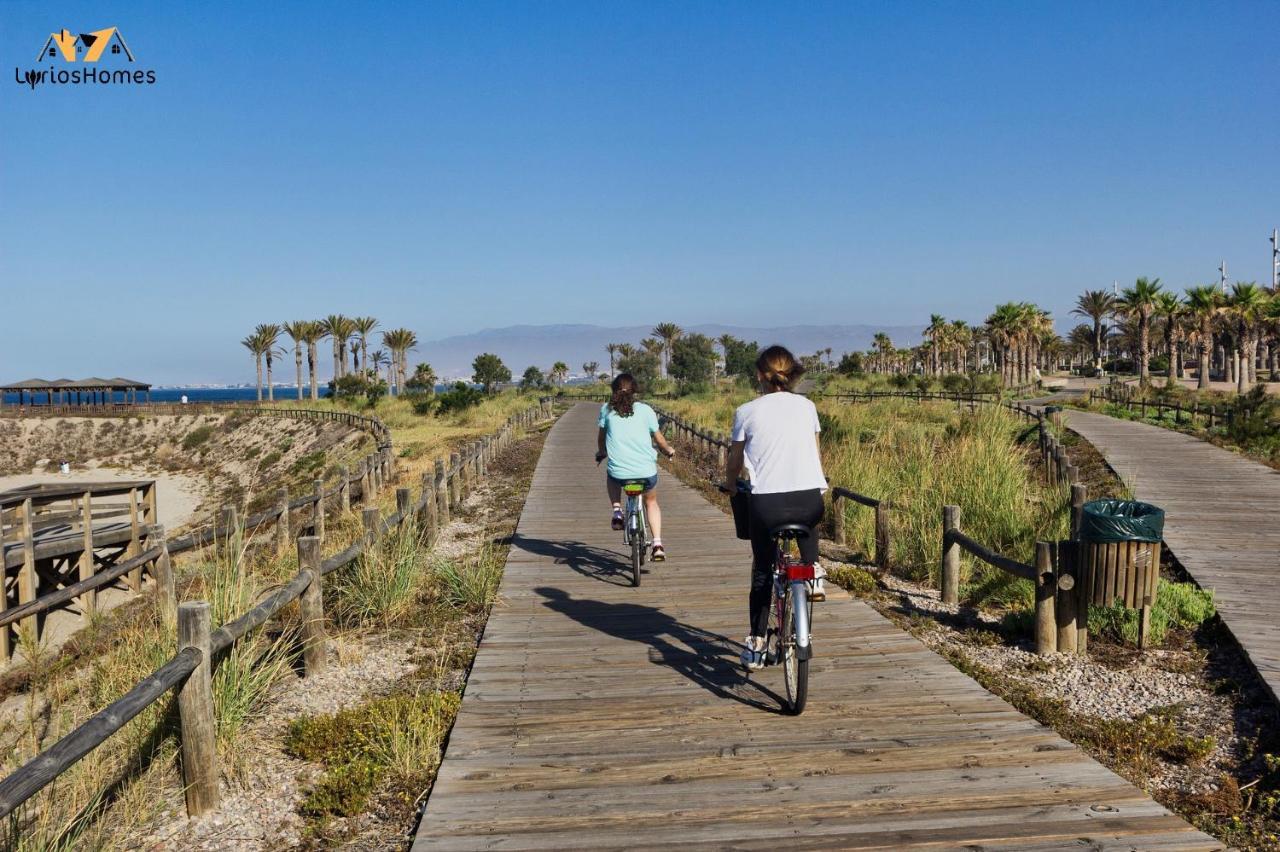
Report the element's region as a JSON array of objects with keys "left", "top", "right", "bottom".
[
  {"left": 290, "top": 450, "right": 326, "bottom": 477},
  {"left": 433, "top": 546, "right": 503, "bottom": 612},
  {"left": 436, "top": 382, "right": 485, "bottom": 415},
  {"left": 258, "top": 450, "right": 282, "bottom": 468},
  {"left": 827, "top": 564, "right": 876, "bottom": 596},
  {"left": 182, "top": 424, "right": 215, "bottom": 450},
  {"left": 940, "top": 373, "right": 971, "bottom": 393},
  {"left": 329, "top": 522, "right": 426, "bottom": 627},
  {"left": 1088, "top": 581, "right": 1215, "bottom": 646}
]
